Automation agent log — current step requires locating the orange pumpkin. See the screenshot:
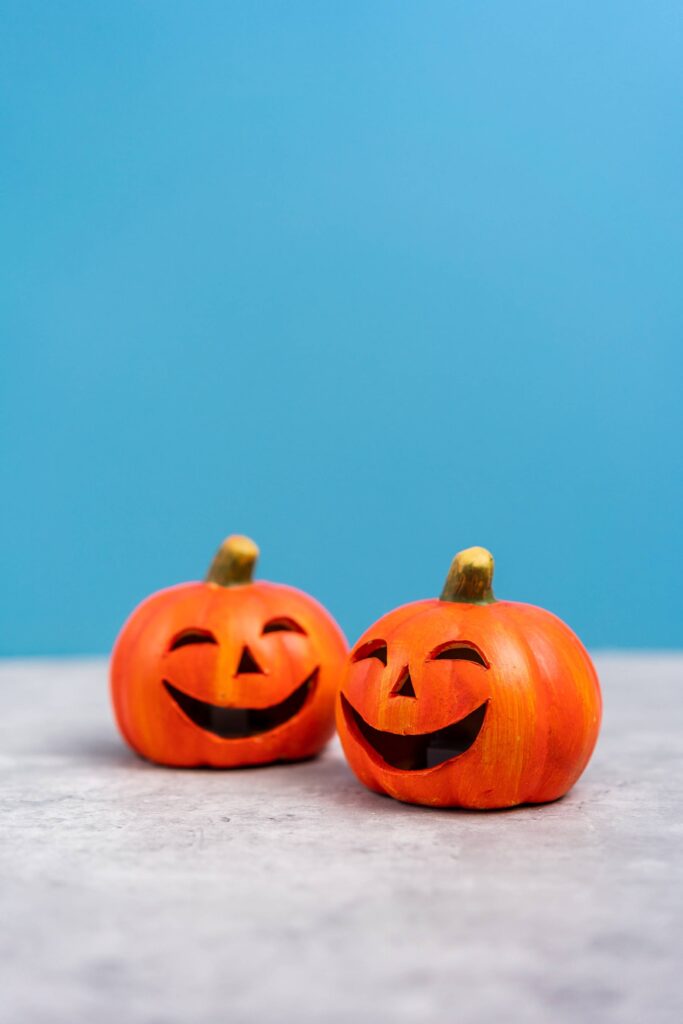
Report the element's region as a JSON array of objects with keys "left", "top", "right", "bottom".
[
  {"left": 337, "top": 546, "right": 601, "bottom": 809},
  {"left": 111, "top": 535, "right": 348, "bottom": 767}
]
